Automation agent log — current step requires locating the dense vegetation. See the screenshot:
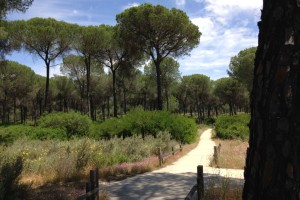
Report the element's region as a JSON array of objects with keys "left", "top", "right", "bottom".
[
  {"left": 0, "top": 110, "right": 196, "bottom": 199},
  {"left": 215, "top": 114, "right": 250, "bottom": 140},
  {"left": 0, "top": 110, "right": 197, "bottom": 144},
  {"left": 0, "top": 3, "right": 255, "bottom": 125}
]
